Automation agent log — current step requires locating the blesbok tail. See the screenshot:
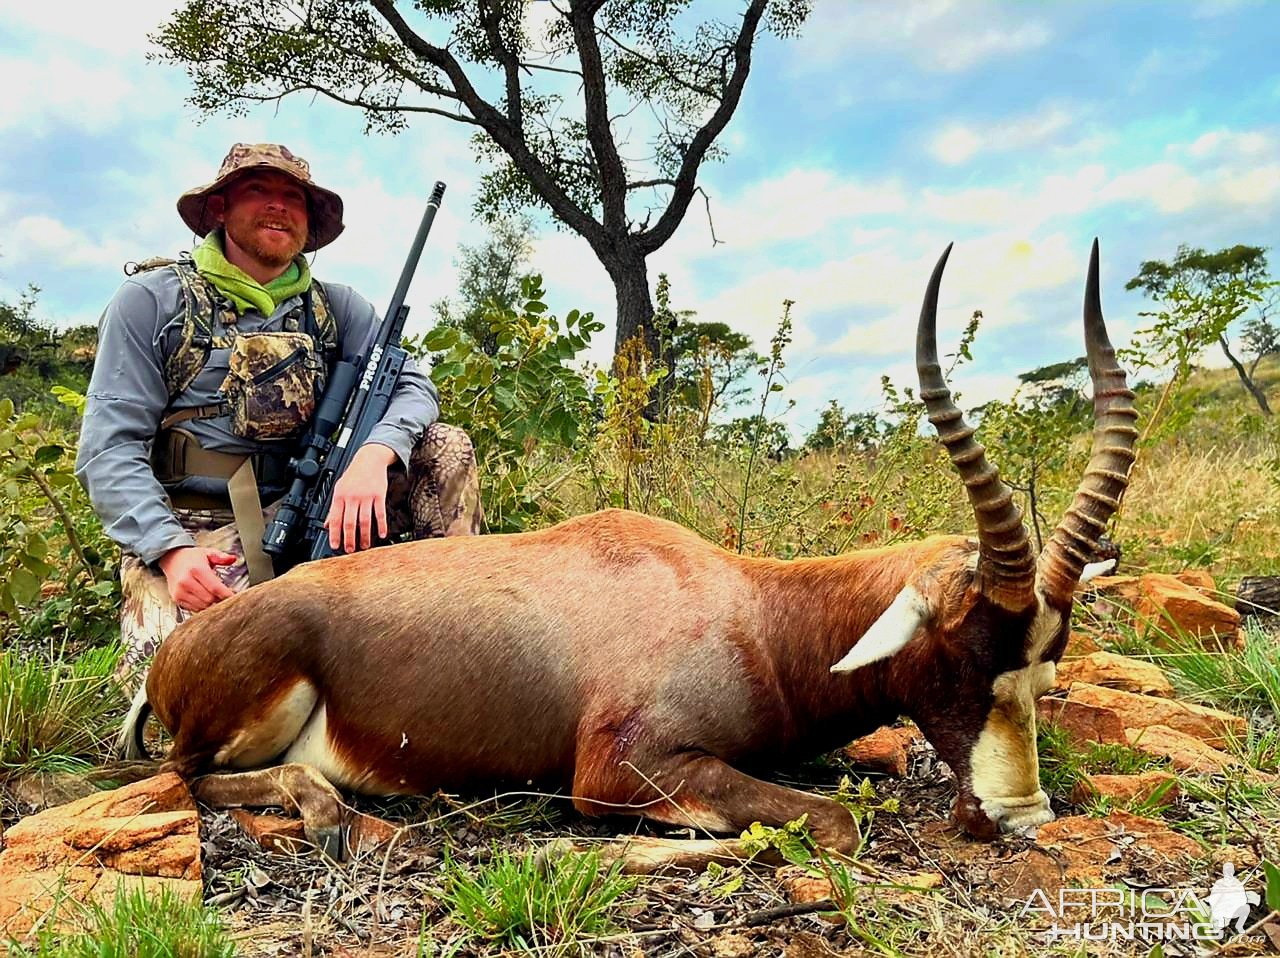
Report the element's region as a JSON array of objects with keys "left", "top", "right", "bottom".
[{"left": 116, "top": 684, "right": 153, "bottom": 761}]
